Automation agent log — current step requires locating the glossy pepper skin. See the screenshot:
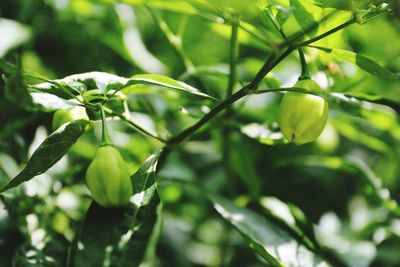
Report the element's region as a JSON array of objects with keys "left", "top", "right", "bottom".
[
  {"left": 52, "top": 106, "right": 89, "bottom": 131},
  {"left": 279, "top": 79, "right": 328, "bottom": 145},
  {"left": 85, "top": 145, "right": 133, "bottom": 207}
]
